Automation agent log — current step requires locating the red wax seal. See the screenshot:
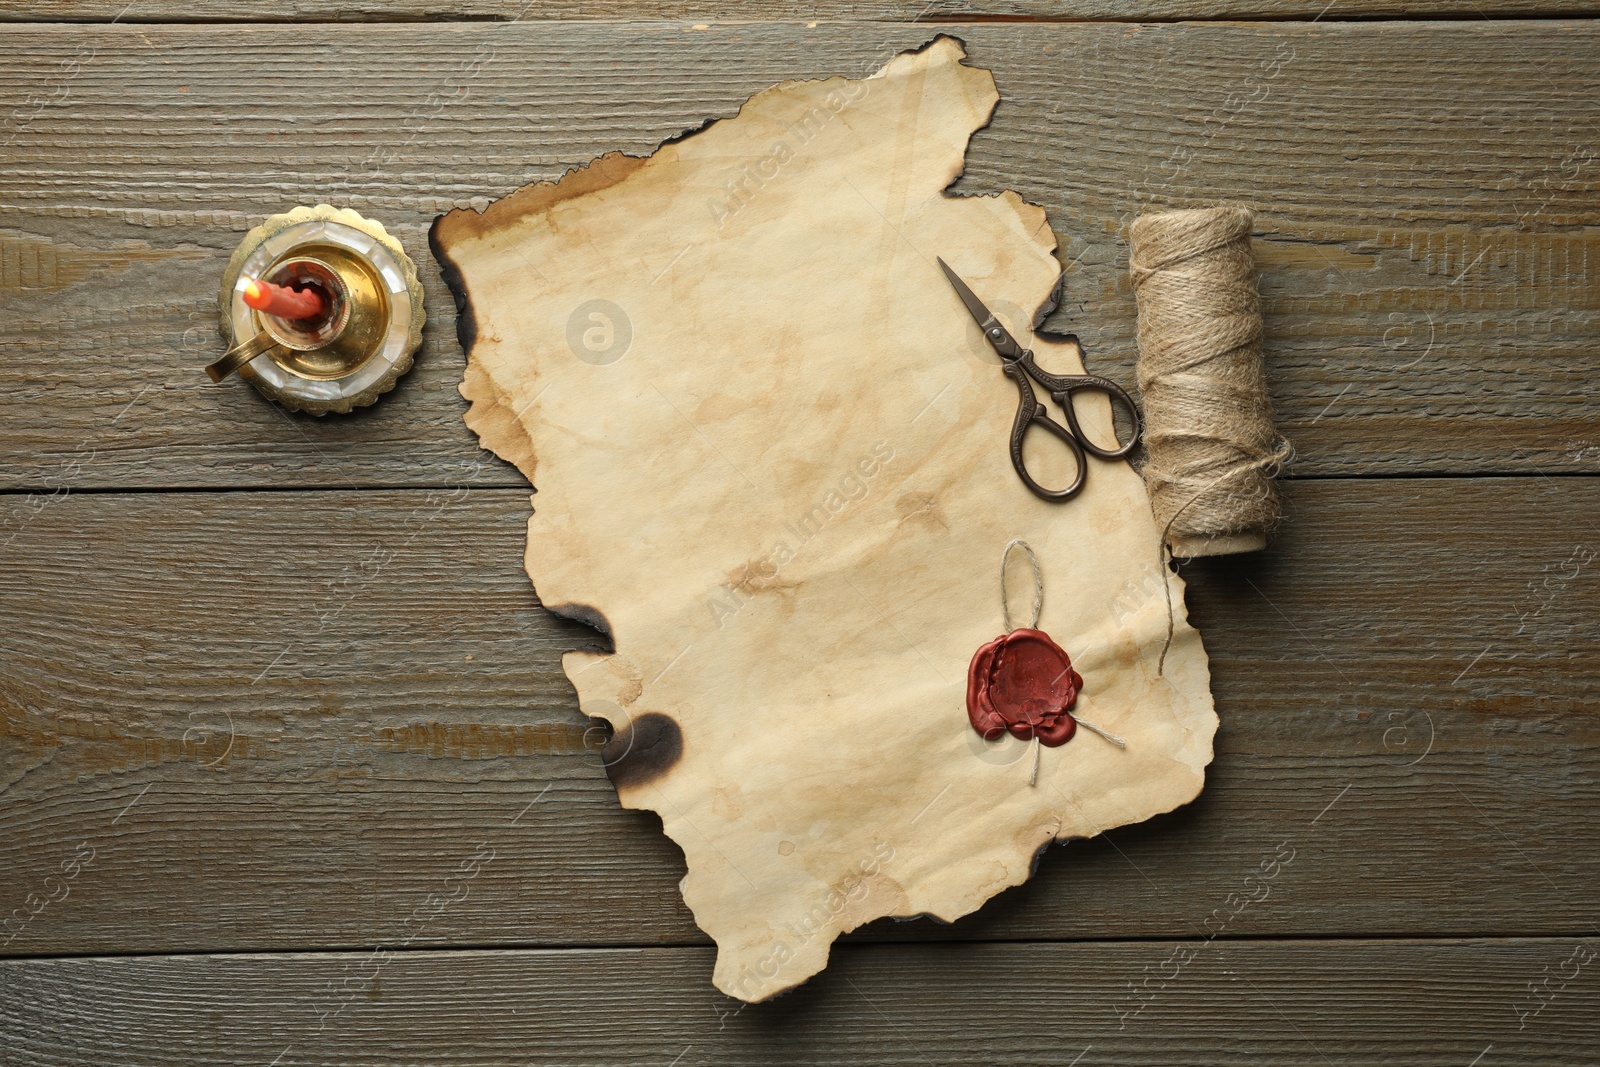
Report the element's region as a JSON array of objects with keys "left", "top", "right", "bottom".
[{"left": 967, "top": 628, "right": 1084, "bottom": 746}]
